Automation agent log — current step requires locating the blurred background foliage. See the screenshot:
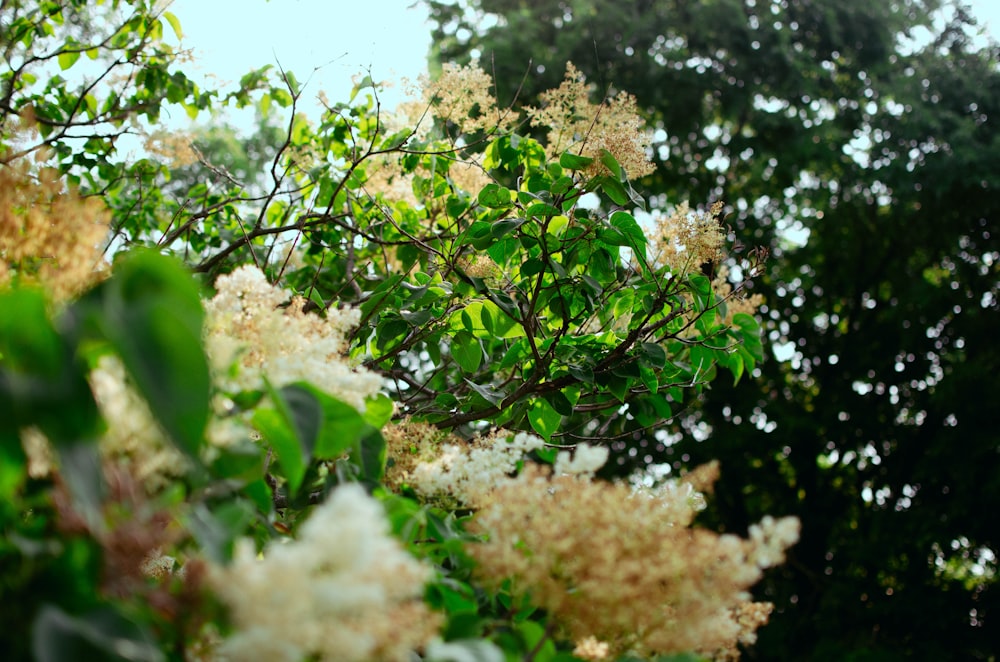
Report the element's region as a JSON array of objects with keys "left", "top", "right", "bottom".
[{"left": 424, "top": 0, "right": 1000, "bottom": 658}]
